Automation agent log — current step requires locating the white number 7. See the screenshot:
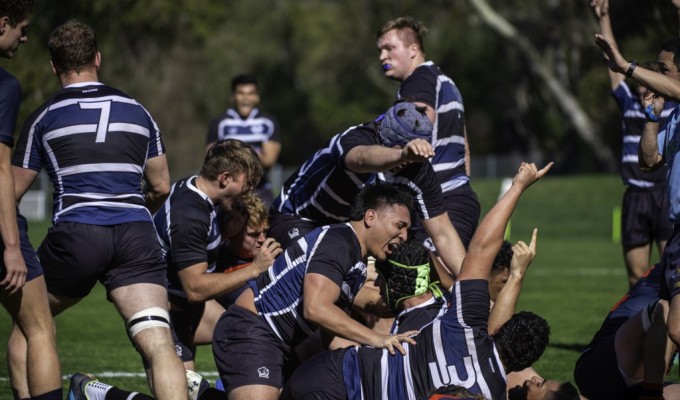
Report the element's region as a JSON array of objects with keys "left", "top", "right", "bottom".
[{"left": 80, "top": 101, "right": 112, "bottom": 143}]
